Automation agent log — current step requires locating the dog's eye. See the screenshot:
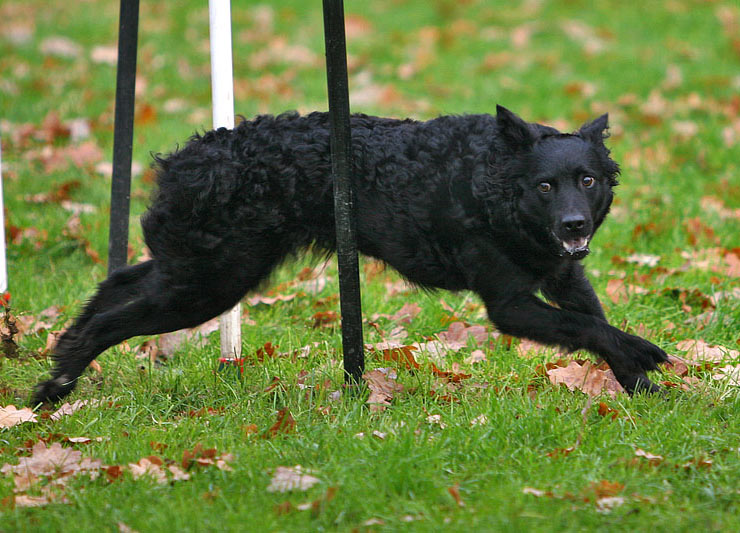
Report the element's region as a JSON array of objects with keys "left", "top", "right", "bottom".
[
  {"left": 582, "top": 176, "right": 595, "bottom": 188},
  {"left": 538, "top": 182, "right": 552, "bottom": 193}
]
